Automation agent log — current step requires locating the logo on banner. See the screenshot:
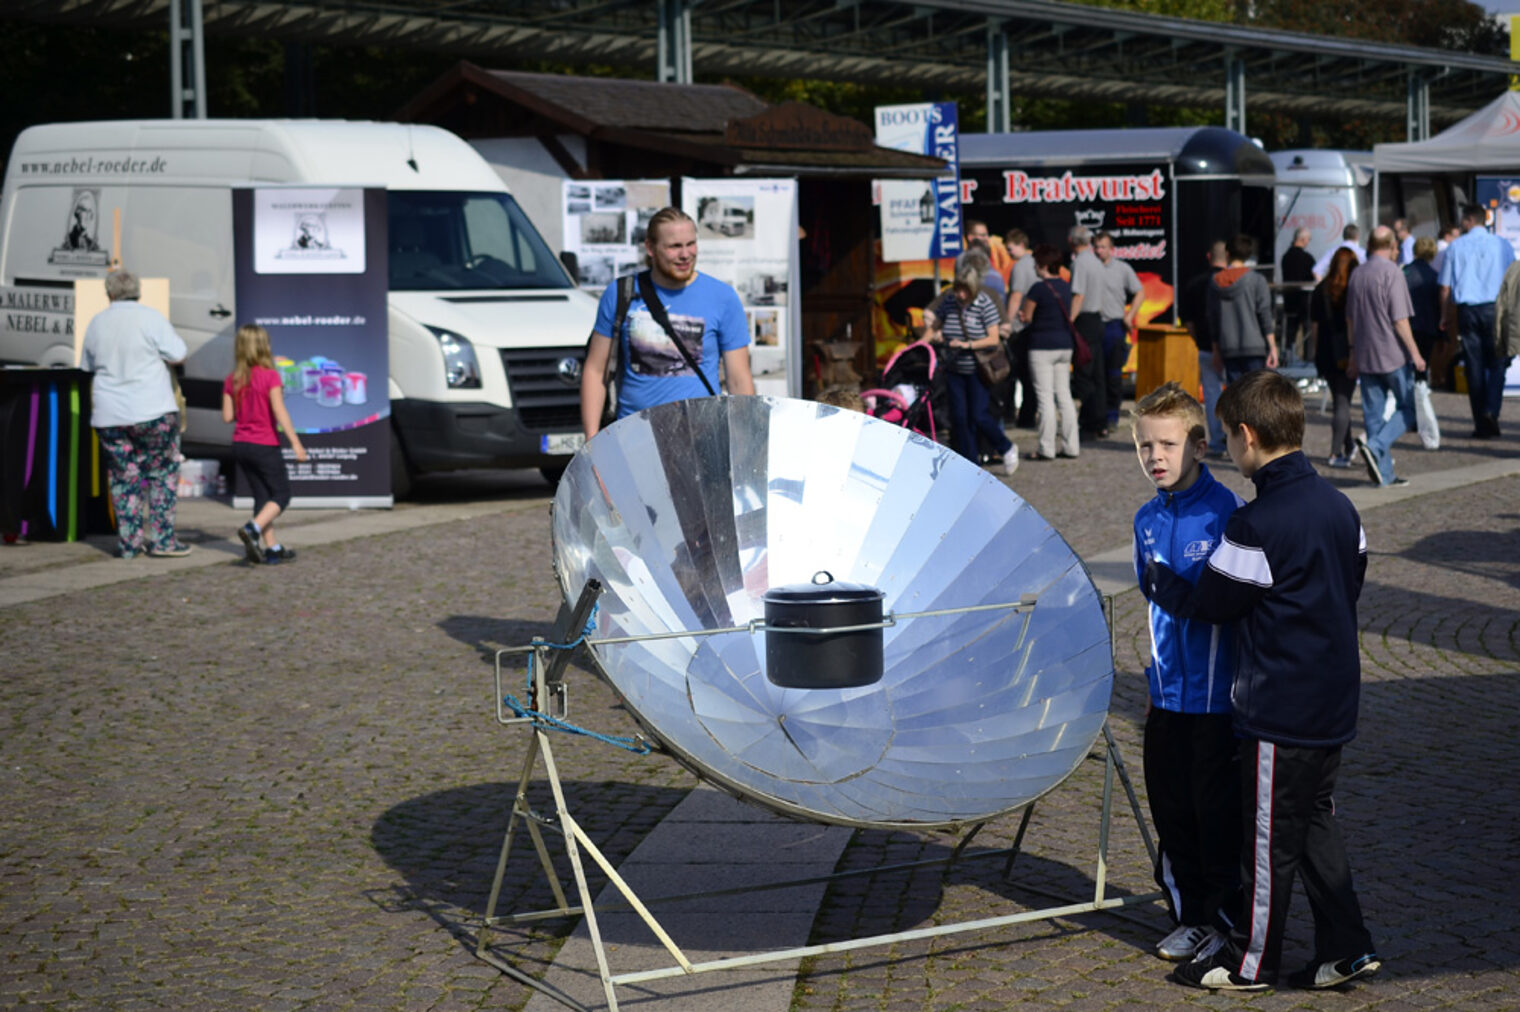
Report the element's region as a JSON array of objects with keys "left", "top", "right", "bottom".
[
  {"left": 254, "top": 188, "right": 366, "bottom": 274},
  {"left": 48, "top": 188, "right": 110, "bottom": 267},
  {"left": 1075, "top": 209, "right": 1106, "bottom": 230},
  {"left": 277, "top": 212, "right": 346, "bottom": 263}
]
